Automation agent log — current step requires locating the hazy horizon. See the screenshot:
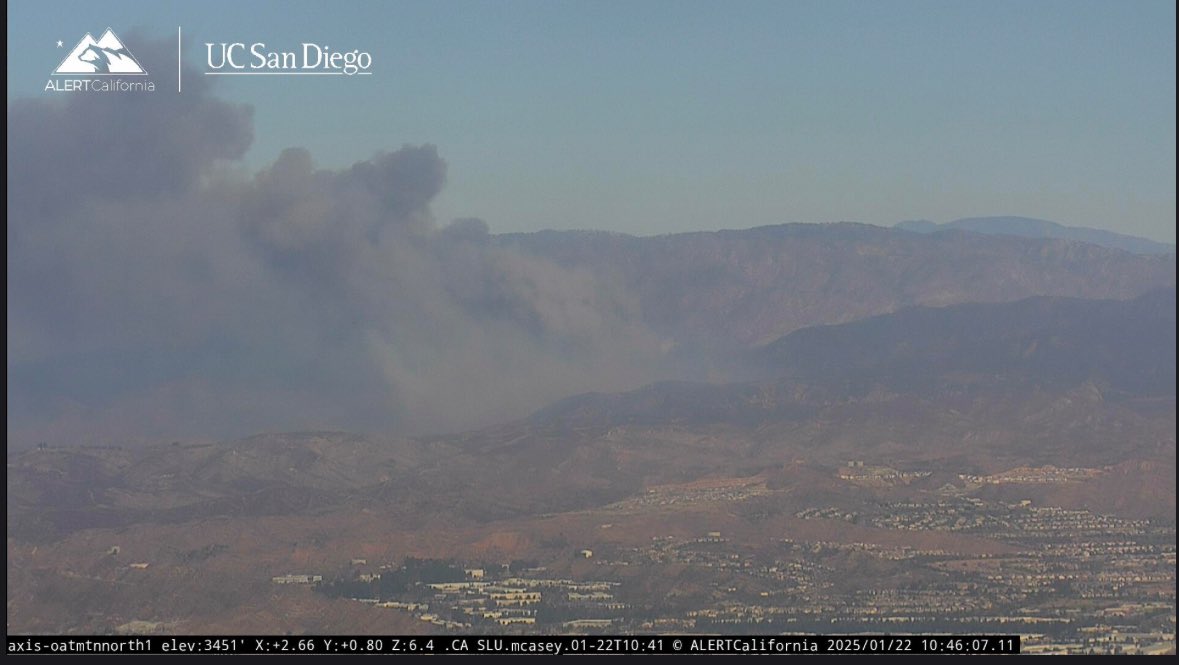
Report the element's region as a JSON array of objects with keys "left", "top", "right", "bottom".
[{"left": 7, "top": 0, "right": 1176, "bottom": 243}]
